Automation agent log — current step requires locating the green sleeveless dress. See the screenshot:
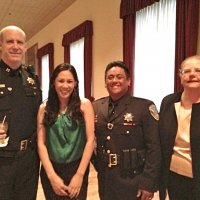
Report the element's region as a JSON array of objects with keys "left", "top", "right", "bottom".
[{"left": 46, "top": 113, "right": 86, "bottom": 164}]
